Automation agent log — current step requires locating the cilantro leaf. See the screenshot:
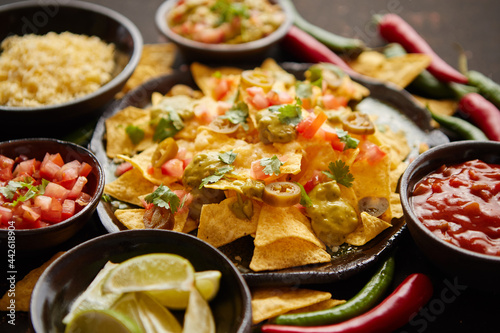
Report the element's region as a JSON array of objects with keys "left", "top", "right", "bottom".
[
  {"left": 323, "top": 160, "right": 354, "bottom": 187},
  {"left": 260, "top": 155, "right": 283, "bottom": 176},
  {"left": 126, "top": 125, "right": 145, "bottom": 145},
  {"left": 295, "top": 81, "right": 313, "bottom": 99},
  {"left": 219, "top": 101, "right": 249, "bottom": 130},
  {"left": 153, "top": 111, "right": 184, "bottom": 142},
  {"left": 144, "top": 185, "right": 180, "bottom": 213},
  {"left": 199, "top": 165, "right": 234, "bottom": 189},
  {"left": 0, "top": 178, "right": 43, "bottom": 206},
  {"left": 335, "top": 129, "right": 359, "bottom": 150},
  {"left": 268, "top": 98, "right": 302, "bottom": 126},
  {"left": 218, "top": 150, "right": 237, "bottom": 165},
  {"left": 295, "top": 182, "right": 312, "bottom": 207},
  {"left": 211, "top": 0, "right": 249, "bottom": 24}
]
